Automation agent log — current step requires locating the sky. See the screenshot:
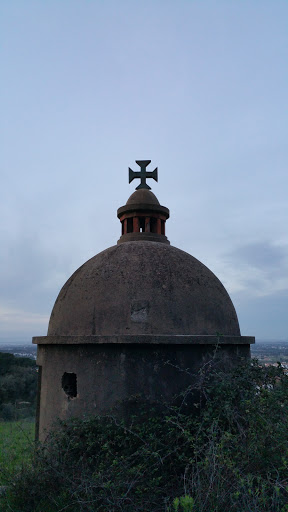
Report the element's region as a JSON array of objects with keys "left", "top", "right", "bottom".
[{"left": 1, "top": 0, "right": 287, "bottom": 343}]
